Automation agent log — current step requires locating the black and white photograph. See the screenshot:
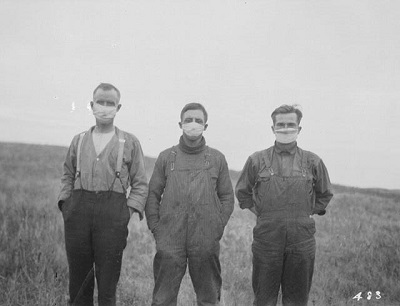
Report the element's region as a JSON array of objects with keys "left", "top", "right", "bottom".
[{"left": 0, "top": 1, "right": 399, "bottom": 305}]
